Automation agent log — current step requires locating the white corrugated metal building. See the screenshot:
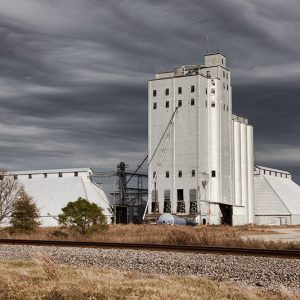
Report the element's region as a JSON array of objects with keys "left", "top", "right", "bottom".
[
  {"left": 9, "top": 168, "right": 113, "bottom": 226},
  {"left": 254, "top": 166, "right": 300, "bottom": 225}
]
